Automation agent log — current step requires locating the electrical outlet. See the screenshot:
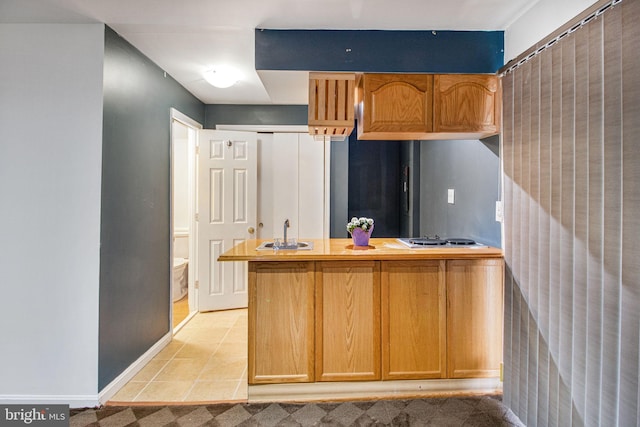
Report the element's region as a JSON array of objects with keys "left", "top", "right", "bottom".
[
  {"left": 447, "top": 189, "right": 455, "bottom": 204},
  {"left": 495, "top": 201, "right": 504, "bottom": 222}
]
